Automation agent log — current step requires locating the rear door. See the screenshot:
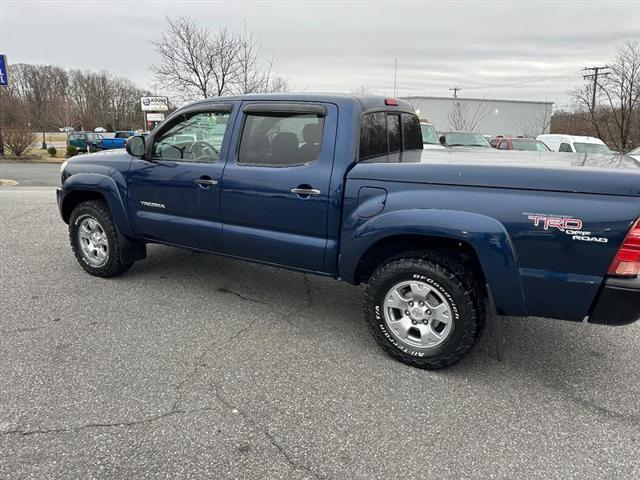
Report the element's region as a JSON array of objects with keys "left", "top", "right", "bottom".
[
  {"left": 128, "top": 103, "right": 235, "bottom": 251},
  {"left": 220, "top": 101, "right": 337, "bottom": 272}
]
